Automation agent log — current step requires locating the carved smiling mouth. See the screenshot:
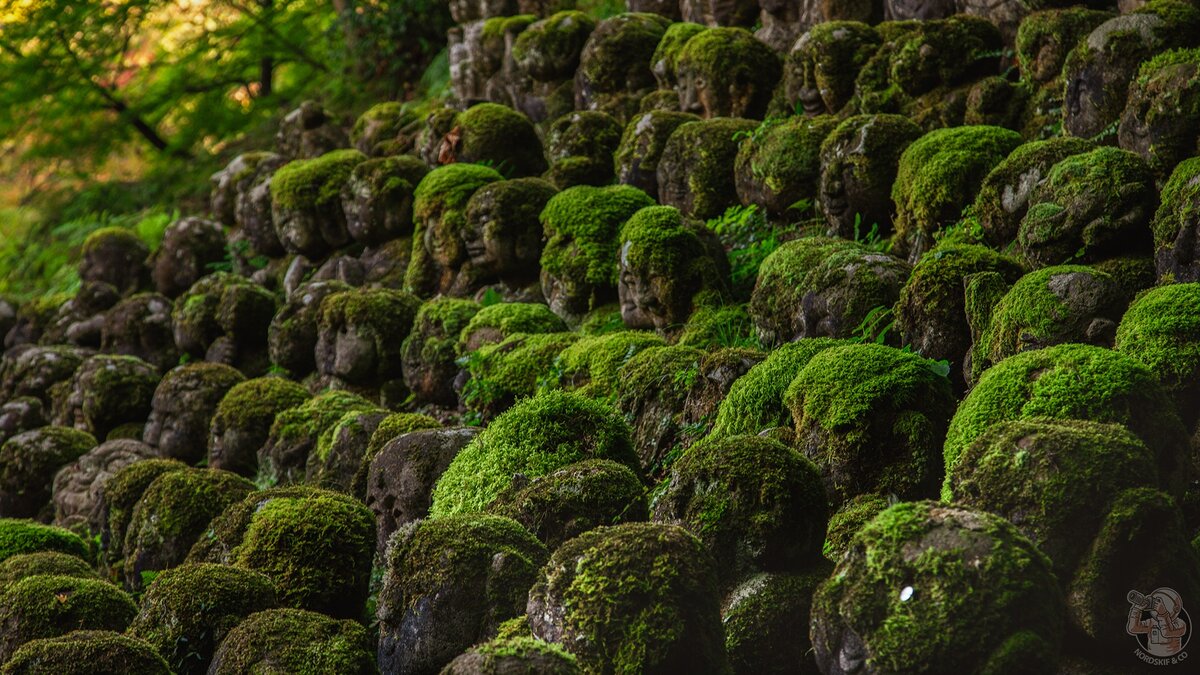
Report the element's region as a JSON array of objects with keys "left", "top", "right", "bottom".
[{"left": 798, "top": 89, "right": 825, "bottom": 114}]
